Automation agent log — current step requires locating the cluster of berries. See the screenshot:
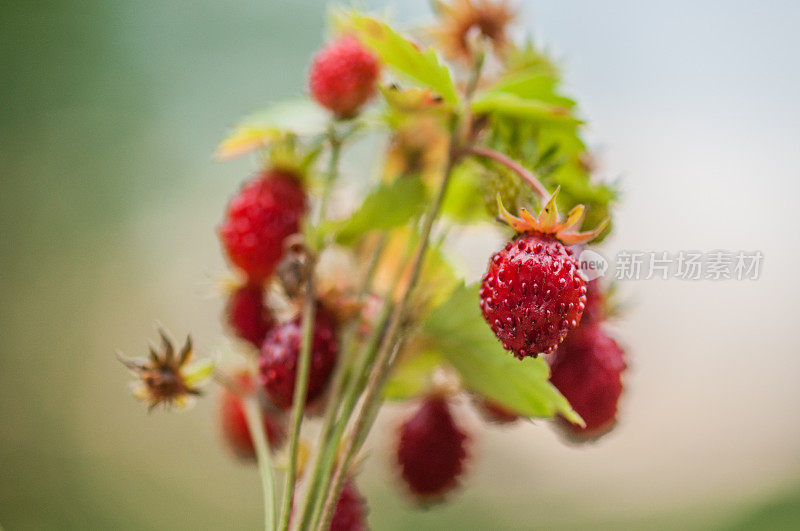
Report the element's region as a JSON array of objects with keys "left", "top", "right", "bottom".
[
  {"left": 216, "top": 36, "right": 382, "bottom": 529},
  {"left": 119, "top": 2, "right": 629, "bottom": 526},
  {"left": 218, "top": 34, "right": 380, "bottom": 426},
  {"left": 479, "top": 196, "right": 627, "bottom": 437},
  {"left": 391, "top": 280, "right": 627, "bottom": 504}
]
